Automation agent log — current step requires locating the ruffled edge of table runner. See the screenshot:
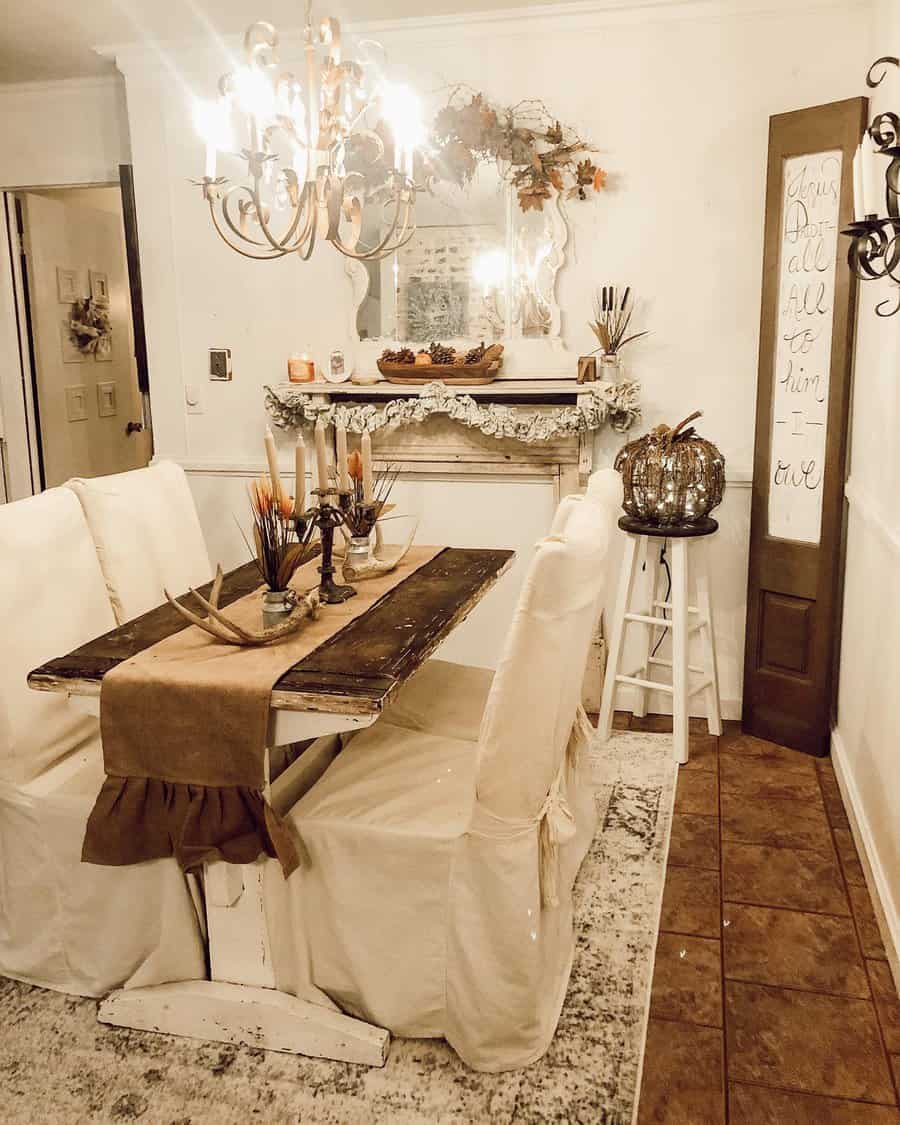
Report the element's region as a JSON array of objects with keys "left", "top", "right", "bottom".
[{"left": 81, "top": 776, "right": 299, "bottom": 876}]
